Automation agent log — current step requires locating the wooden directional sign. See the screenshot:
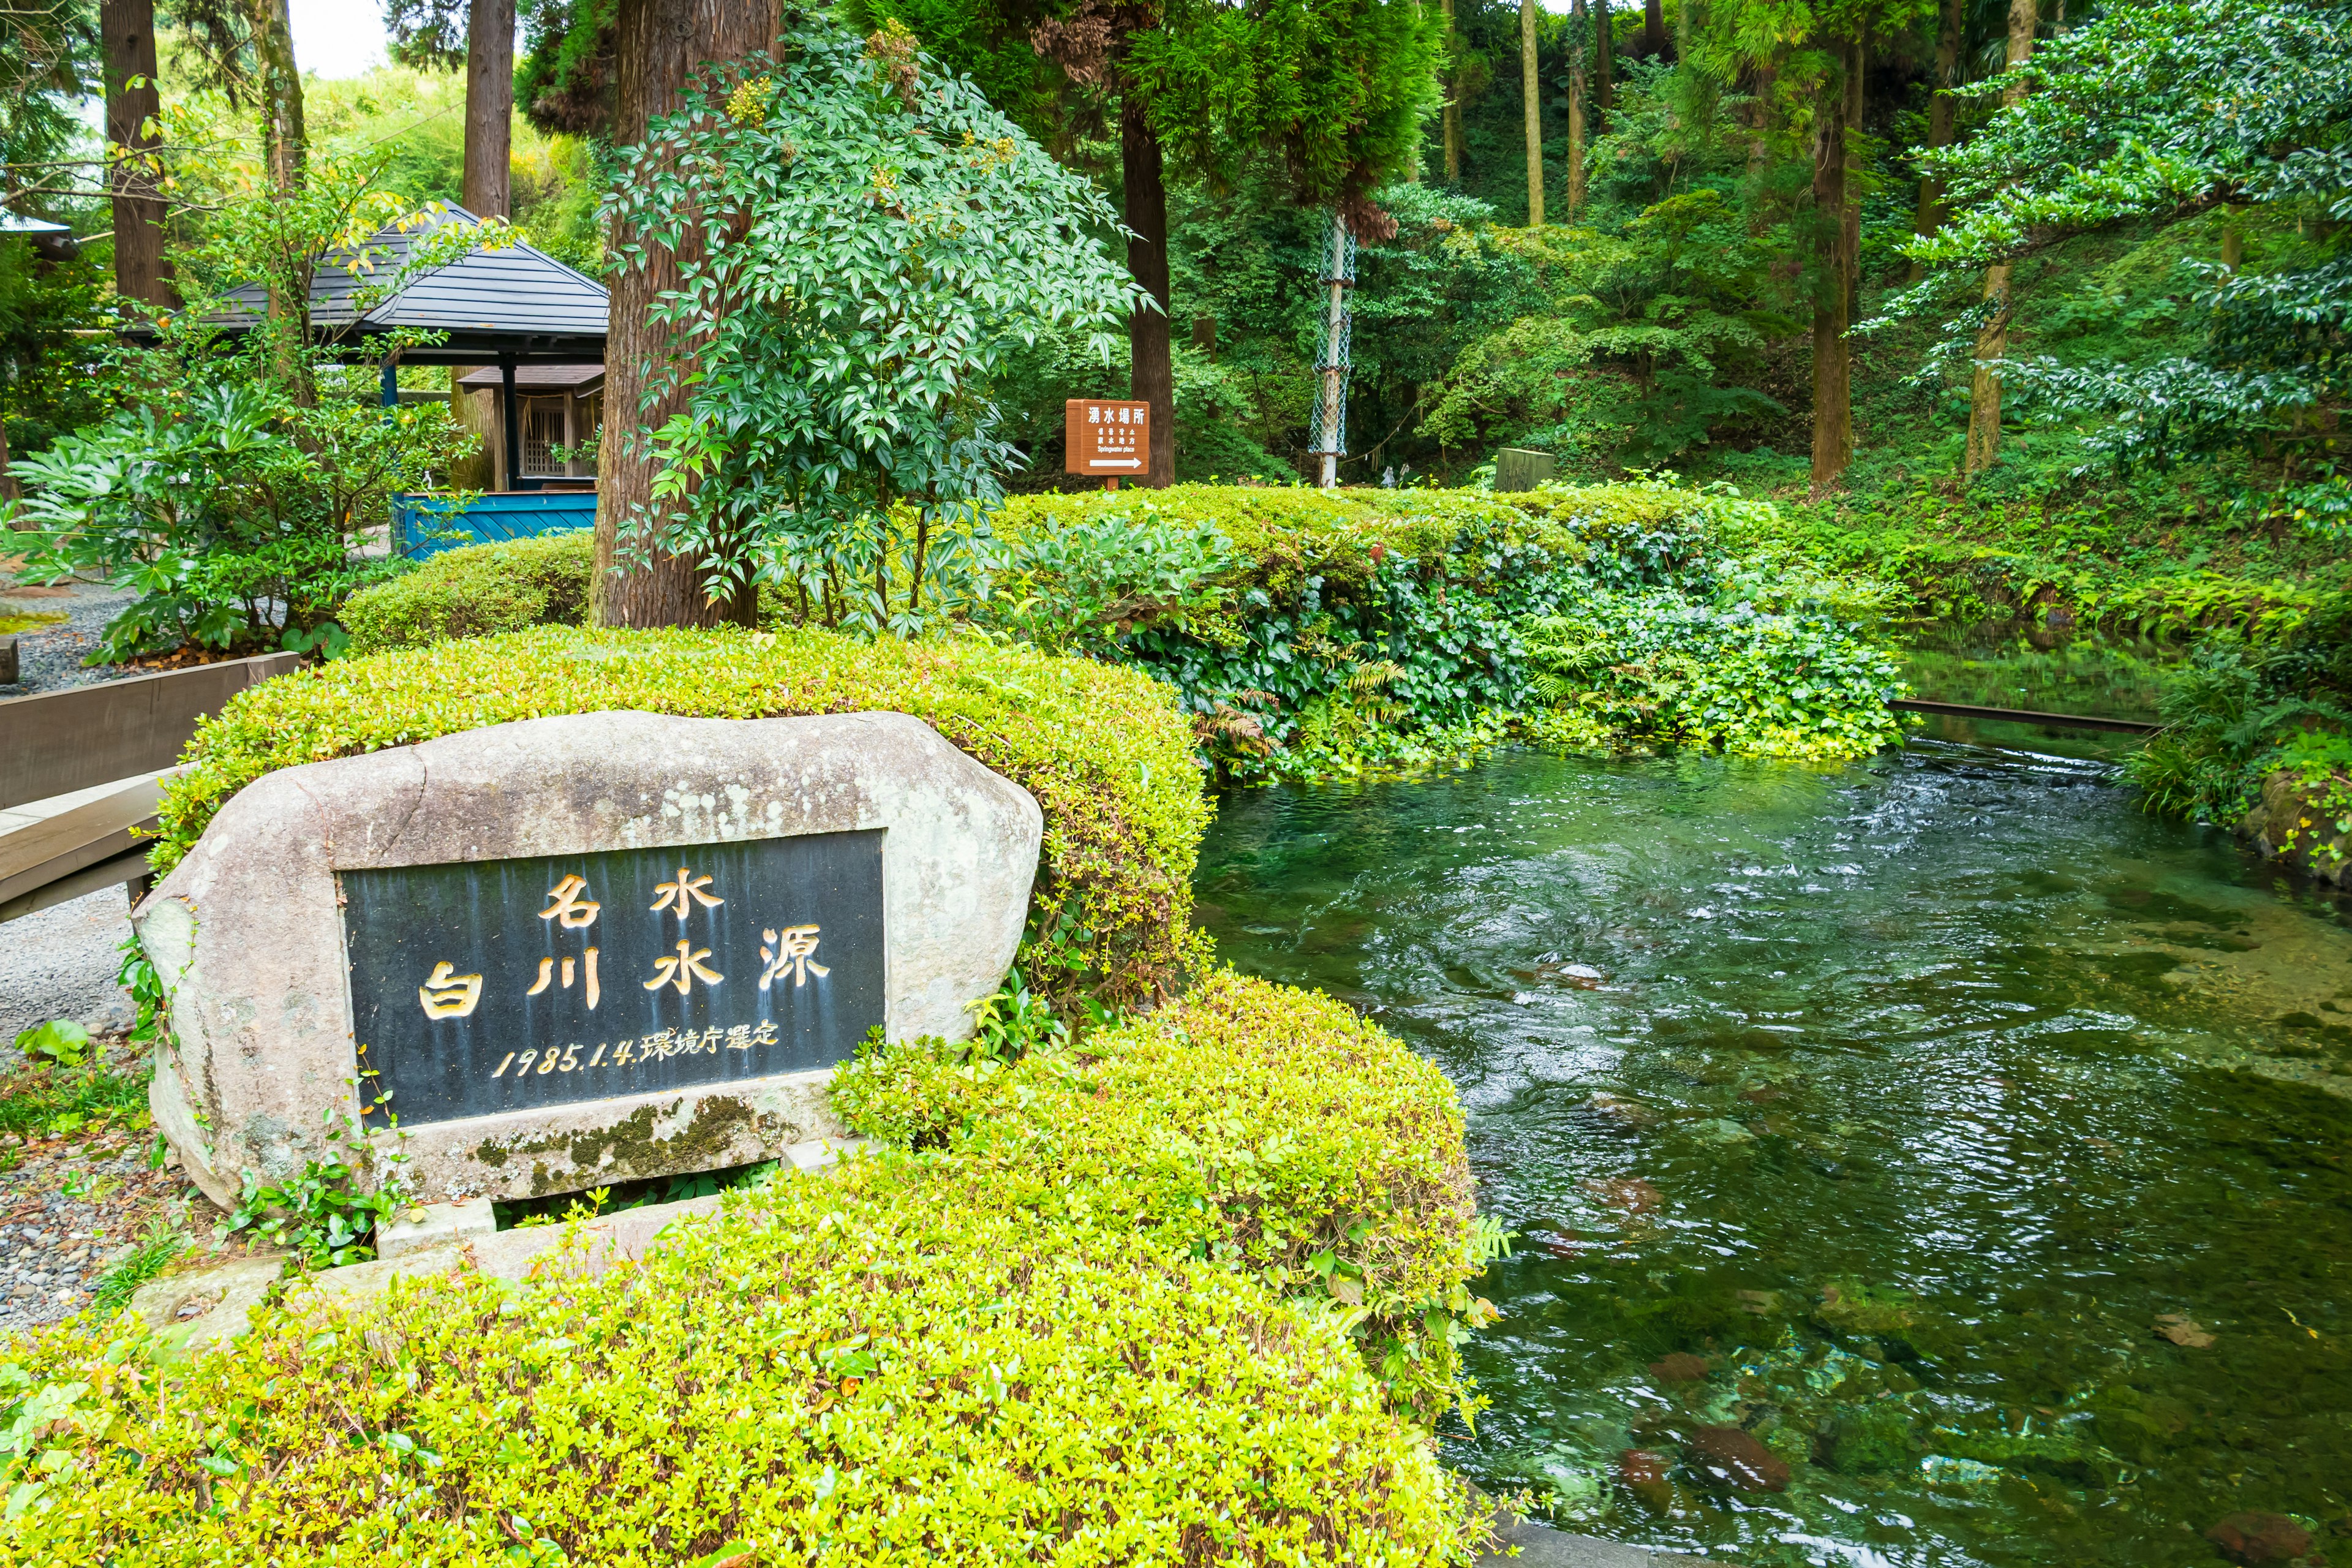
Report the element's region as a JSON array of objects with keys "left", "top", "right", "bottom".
[
  {"left": 1065, "top": 398, "right": 1150, "bottom": 485},
  {"left": 340, "top": 829, "right": 887, "bottom": 1126}
]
